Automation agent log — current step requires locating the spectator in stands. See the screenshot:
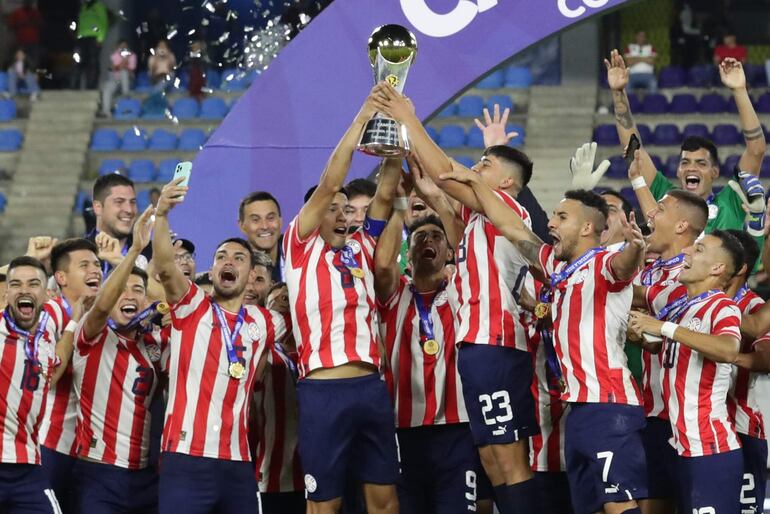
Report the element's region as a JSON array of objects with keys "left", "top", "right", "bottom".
[
  {"left": 670, "top": 1, "right": 702, "bottom": 68},
  {"left": 345, "top": 178, "right": 377, "bottom": 232},
  {"left": 7, "top": 48, "right": 40, "bottom": 100},
  {"left": 238, "top": 191, "right": 284, "bottom": 282},
  {"left": 625, "top": 30, "right": 657, "bottom": 92},
  {"left": 100, "top": 40, "right": 137, "bottom": 117},
  {"left": 186, "top": 40, "right": 209, "bottom": 101},
  {"left": 148, "top": 39, "right": 176, "bottom": 88},
  {"left": 72, "top": 0, "right": 108, "bottom": 90},
  {"left": 149, "top": 187, "right": 161, "bottom": 207},
  {"left": 0, "top": 264, "right": 6, "bottom": 310},
  {"left": 713, "top": 32, "right": 747, "bottom": 66},
  {"left": 6, "top": 0, "right": 43, "bottom": 69}
]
